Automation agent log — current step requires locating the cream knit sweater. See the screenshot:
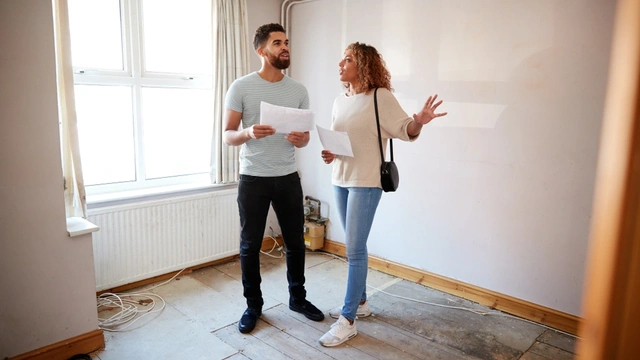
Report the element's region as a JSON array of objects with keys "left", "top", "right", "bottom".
[{"left": 331, "top": 88, "right": 418, "bottom": 188}]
